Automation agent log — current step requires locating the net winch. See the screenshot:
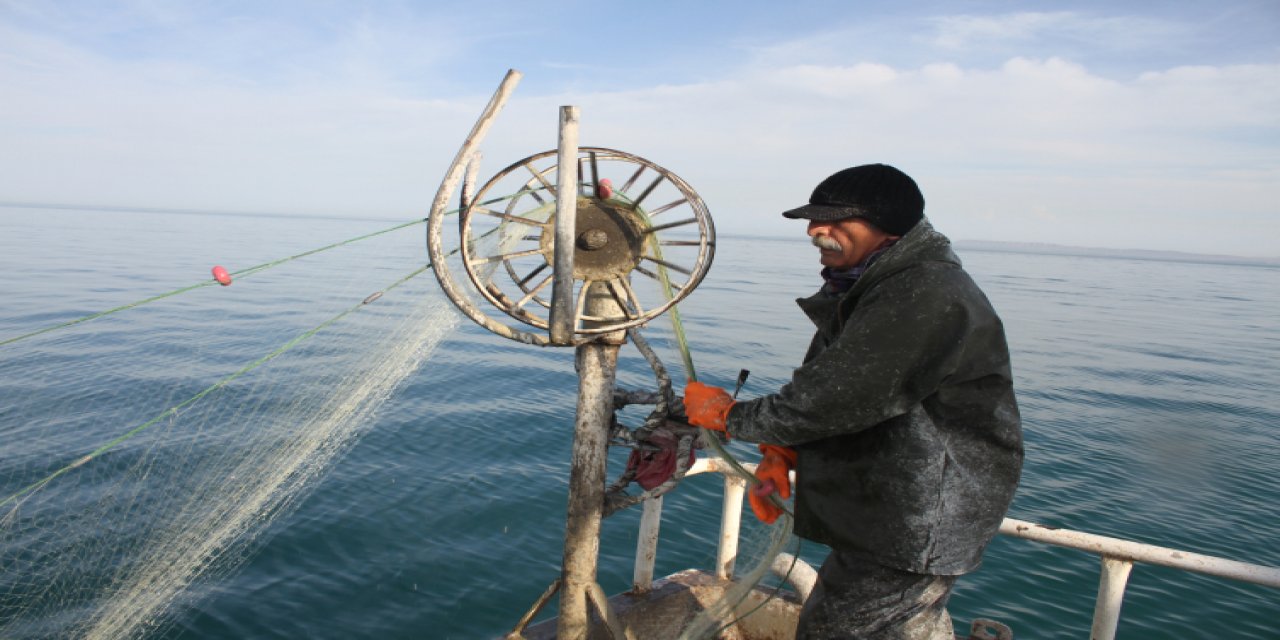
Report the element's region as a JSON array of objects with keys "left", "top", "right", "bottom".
[{"left": 425, "top": 69, "right": 719, "bottom": 638}]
